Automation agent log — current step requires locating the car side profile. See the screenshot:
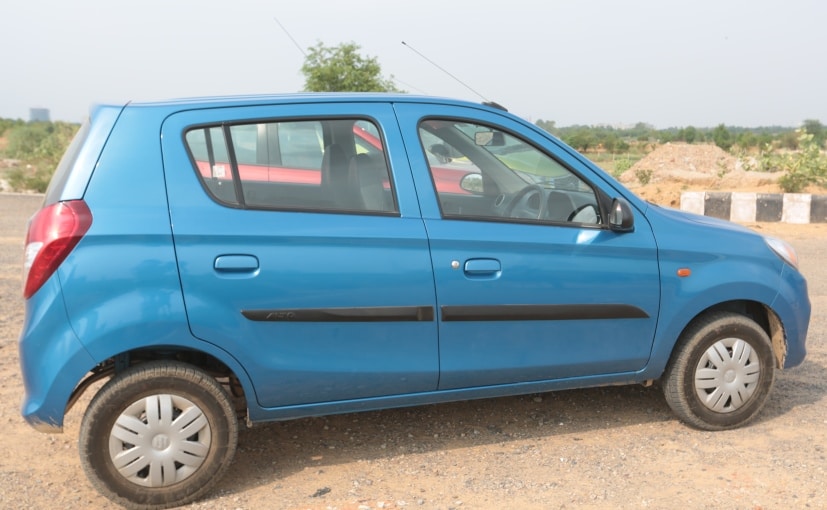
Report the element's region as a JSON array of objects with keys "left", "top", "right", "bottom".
[{"left": 19, "top": 93, "right": 810, "bottom": 509}]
